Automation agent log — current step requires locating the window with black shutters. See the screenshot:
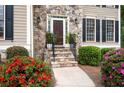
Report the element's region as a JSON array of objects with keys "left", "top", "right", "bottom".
[
  {"left": 0, "top": 5, "right": 4, "bottom": 39},
  {"left": 0, "top": 5, "right": 13, "bottom": 40}
]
